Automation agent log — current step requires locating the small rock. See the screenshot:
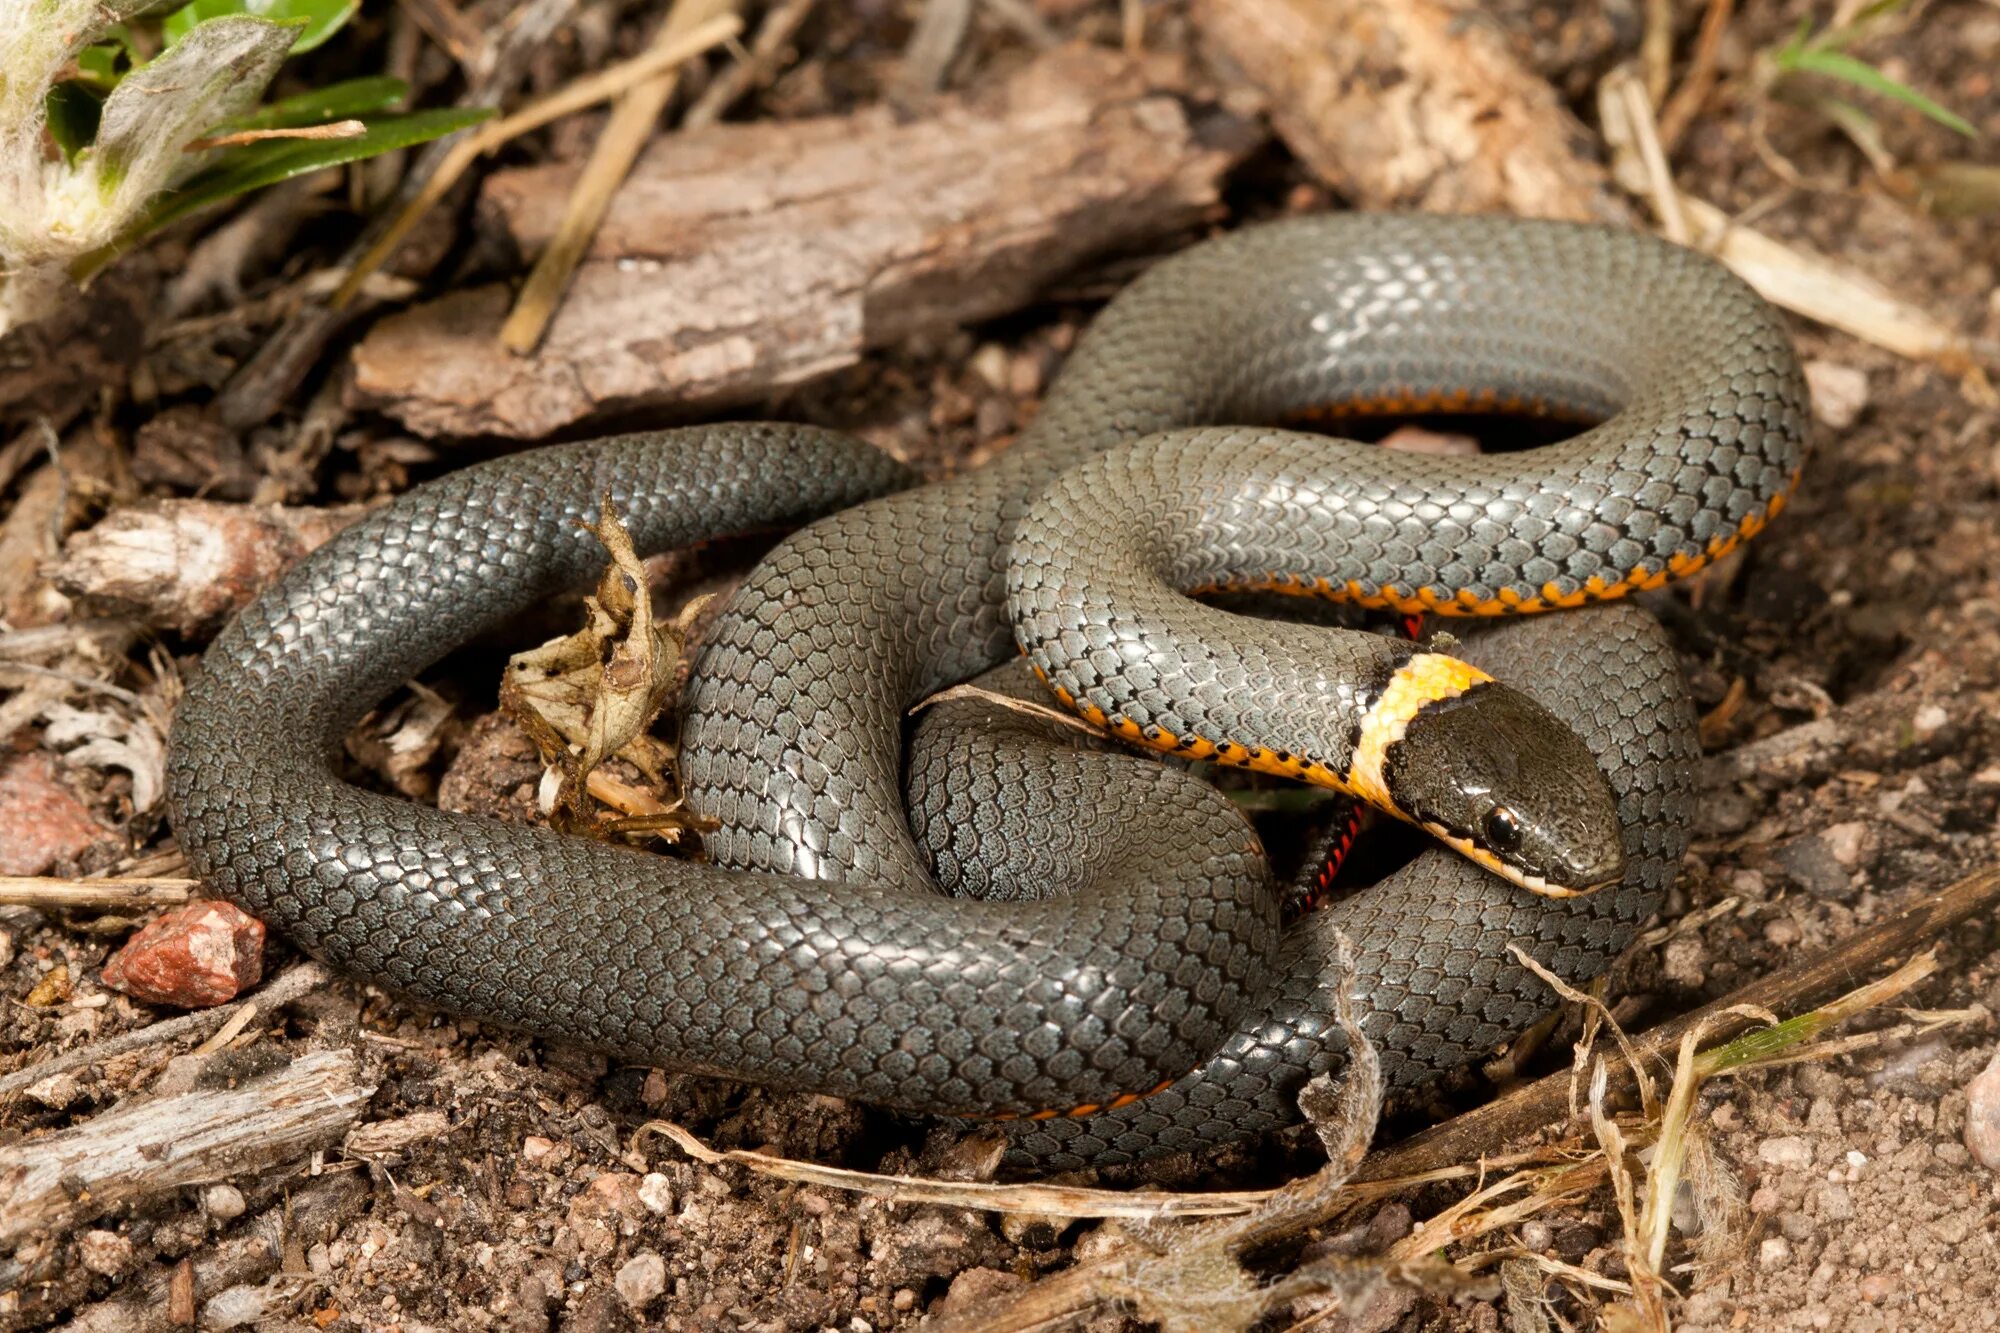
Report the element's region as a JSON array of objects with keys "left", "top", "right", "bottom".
[
  {"left": 101, "top": 901, "right": 264, "bottom": 1007},
  {"left": 569, "top": 1173, "right": 647, "bottom": 1234},
  {"left": 1519, "top": 1221, "right": 1553, "bottom": 1252},
  {"left": 614, "top": 1252, "right": 666, "bottom": 1309},
  {"left": 202, "top": 1281, "right": 278, "bottom": 1330},
  {"left": 1962, "top": 1048, "right": 2000, "bottom": 1170},
  {"left": 1764, "top": 916, "right": 1802, "bottom": 948},
  {"left": 24, "top": 963, "right": 72, "bottom": 1007},
  {"left": 521, "top": 1135, "right": 558, "bottom": 1164},
  {"left": 1749, "top": 1185, "right": 1783, "bottom": 1214},
  {"left": 203, "top": 1184, "right": 246, "bottom": 1221},
  {"left": 638, "top": 1172, "right": 673, "bottom": 1215},
  {"left": 1662, "top": 934, "right": 1707, "bottom": 987},
  {"left": 1913, "top": 703, "right": 1949, "bottom": 738},
  {"left": 1820, "top": 821, "right": 1868, "bottom": 869},
  {"left": 1802, "top": 361, "right": 1869, "bottom": 430},
  {"left": 1817, "top": 1182, "right": 1855, "bottom": 1221},
  {"left": 930, "top": 1268, "right": 1025, "bottom": 1321},
  {"left": 1859, "top": 1273, "right": 1897, "bottom": 1304},
  {"left": 1772, "top": 834, "right": 1851, "bottom": 902},
  {"left": 0, "top": 752, "right": 117, "bottom": 876},
  {"left": 79, "top": 1229, "right": 133, "bottom": 1276},
  {"left": 26, "top": 1071, "right": 85, "bottom": 1109},
  {"left": 1759, "top": 1236, "right": 1793, "bottom": 1270},
  {"left": 1758, "top": 1136, "right": 1813, "bottom": 1170}
]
